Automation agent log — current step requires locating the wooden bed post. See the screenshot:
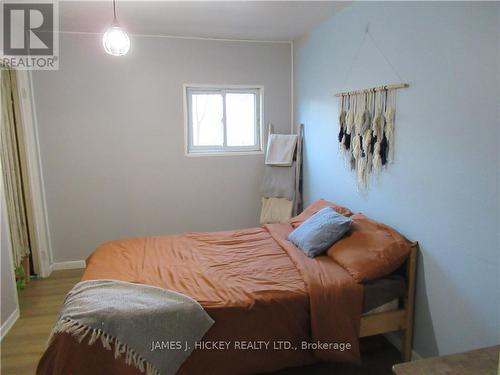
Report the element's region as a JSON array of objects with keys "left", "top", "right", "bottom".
[{"left": 402, "top": 243, "right": 418, "bottom": 361}]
